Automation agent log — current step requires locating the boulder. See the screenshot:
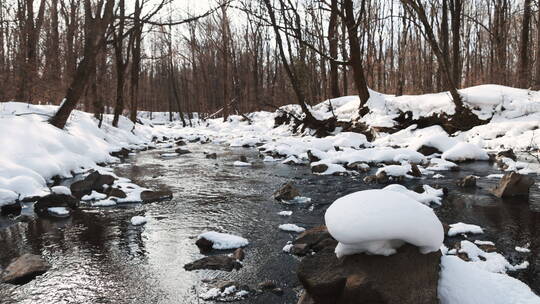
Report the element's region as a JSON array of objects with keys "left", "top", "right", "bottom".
[
  {"left": 345, "top": 162, "right": 370, "bottom": 173},
  {"left": 196, "top": 237, "right": 214, "bottom": 253},
  {"left": 496, "top": 149, "right": 517, "bottom": 161},
  {"left": 297, "top": 244, "right": 441, "bottom": 304},
  {"left": 240, "top": 155, "right": 248, "bottom": 163},
  {"left": 375, "top": 171, "right": 389, "bottom": 184},
  {"left": 70, "top": 171, "right": 116, "bottom": 199},
  {"left": 1, "top": 201, "right": 22, "bottom": 216},
  {"left": 311, "top": 164, "right": 328, "bottom": 174},
  {"left": 491, "top": 172, "right": 535, "bottom": 198},
  {"left": 293, "top": 226, "right": 337, "bottom": 255},
  {"left": 457, "top": 175, "right": 476, "bottom": 188},
  {"left": 417, "top": 145, "right": 442, "bottom": 156},
  {"left": 140, "top": 190, "right": 173, "bottom": 203},
  {"left": 307, "top": 150, "right": 321, "bottom": 163},
  {"left": 205, "top": 153, "right": 218, "bottom": 159},
  {"left": 174, "top": 148, "right": 191, "bottom": 155},
  {"left": 184, "top": 255, "right": 242, "bottom": 272},
  {"left": 1, "top": 254, "right": 50, "bottom": 285},
  {"left": 408, "top": 164, "right": 422, "bottom": 177},
  {"left": 105, "top": 187, "right": 127, "bottom": 199},
  {"left": 233, "top": 248, "right": 245, "bottom": 261},
  {"left": 110, "top": 148, "right": 130, "bottom": 158},
  {"left": 34, "top": 193, "right": 78, "bottom": 217},
  {"left": 176, "top": 140, "right": 187, "bottom": 146},
  {"left": 273, "top": 182, "right": 300, "bottom": 201}
]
